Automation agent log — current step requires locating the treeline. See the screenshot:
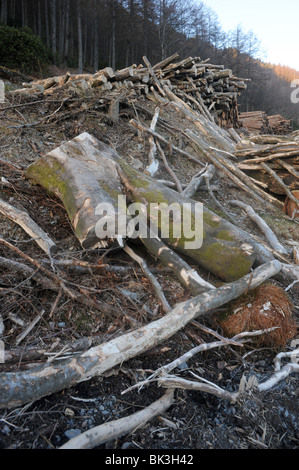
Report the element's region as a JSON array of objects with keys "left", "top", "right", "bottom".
[{"left": 0, "top": 0, "right": 298, "bottom": 125}]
